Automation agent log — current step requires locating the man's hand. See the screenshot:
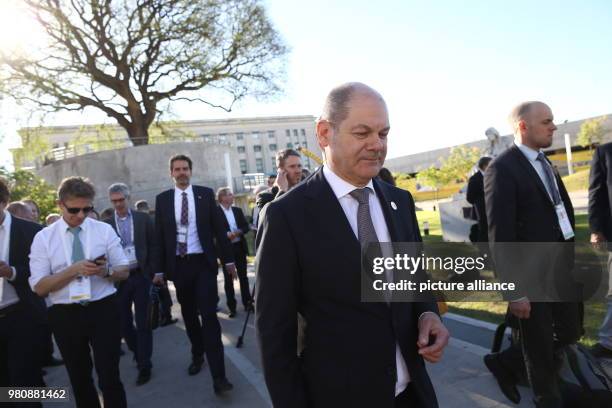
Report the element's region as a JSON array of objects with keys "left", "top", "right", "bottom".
[
  {"left": 0, "top": 261, "right": 13, "bottom": 278},
  {"left": 152, "top": 274, "right": 165, "bottom": 286},
  {"left": 417, "top": 313, "right": 450, "bottom": 363},
  {"left": 274, "top": 169, "right": 289, "bottom": 192},
  {"left": 509, "top": 299, "right": 530, "bottom": 319},
  {"left": 591, "top": 232, "right": 606, "bottom": 250},
  {"left": 225, "top": 264, "right": 238, "bottom": 280},
  {"left": 78, "top": 260, "right": 106, "bottom": 277}
]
